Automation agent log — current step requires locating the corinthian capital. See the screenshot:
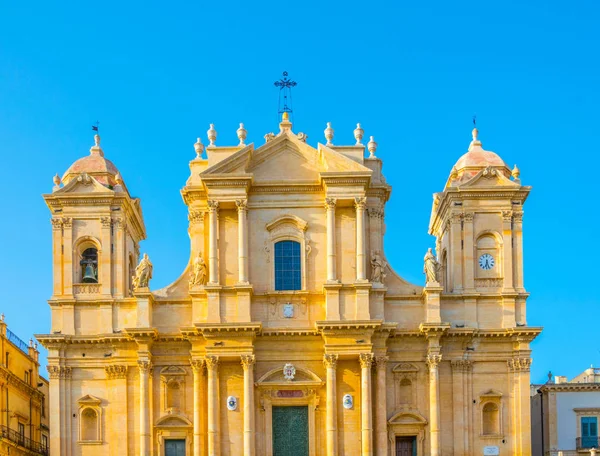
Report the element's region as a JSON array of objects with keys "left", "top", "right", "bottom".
[
  {"left": 190, "top": 358, "right": 205, "bottom": 373},
  {"left": 207, "top": 200, "right": 219, "bottom": 212},
  {"left": 359, "top": 353, "right": 374, "bottom": 369},
  {"left": 323, "top": 354, "right": 338, "bottom": 369},
  {"left": 188, "top": 210, "right": 205, "bottom": 224},
  {"left": 105, "top": 365, "right": 128, "bottom": 379},
  {"left": 137, "top": 360, "right": 153, "bottom": 373},
  {"left": 426, "top": 353, "right": 442, "bottom": 368},
  {"left": 205, "top": 355, "right": 219, "bottom": 370},
  {"left": 354, "top": 197, "right": 367, "bottom": 210},
  {"left": 375, "top": 356, "right": 389, "bottom": 370},
  {"left": 241, "top": 355, "right": 255, "bottom": 370},
  {"left": 51, "top": 218, "right": 63, "bottom": 230},
  {"left": 324, "top": 198, "right": 336, "bottom": 210},
  {"left": 235, "top": 199, "right": 248, "bottom": 211}
]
